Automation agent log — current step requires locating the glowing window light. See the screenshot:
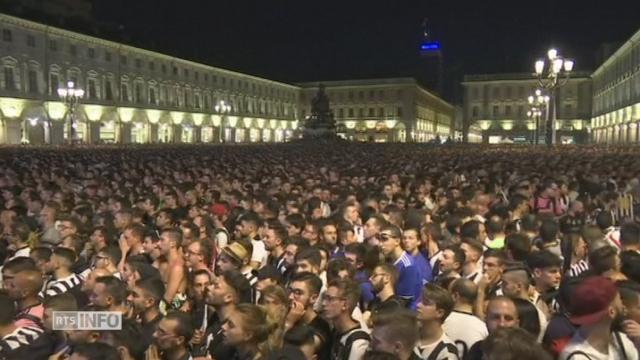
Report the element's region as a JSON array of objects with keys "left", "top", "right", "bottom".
[
  {"left": 146, "top": 110, "right": 162, "bottom": 124},
  {"left": 170, "top": 111, "right": 184, "bottom": 125},
  {"left": 83, "top": 105, "right": 103, "bottom": 121},
  {"left": 118, "top": 107, "right": 135, "bottom": 123}
]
